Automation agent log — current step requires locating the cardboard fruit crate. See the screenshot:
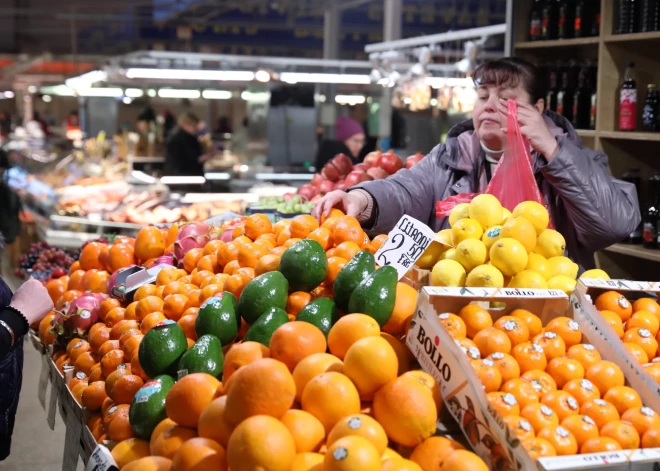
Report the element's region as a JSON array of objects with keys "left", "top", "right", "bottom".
[{"left": 406, "top": 286, "right": 660, "bottom": 471}]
